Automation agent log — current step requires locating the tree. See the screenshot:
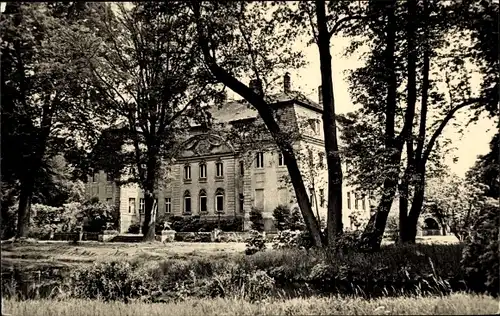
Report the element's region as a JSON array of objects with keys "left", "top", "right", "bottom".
[
  {"left": 190, "top": 1, "right": 324, "bottom": 246},
  {"left": 1, "top": 3, "right": 108, "bottom": 238},
  {"left": 338, "top": 0, "right": 498, "bottom": 248},
  {"left": 466, "top": 133, "right": 499, "bottom": 199},
  {"left": 426, "top": 171, "right": 488, "bottom": 241},
  {"left": 80, "top": 3, "right": 215, "bottom": 241}
]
